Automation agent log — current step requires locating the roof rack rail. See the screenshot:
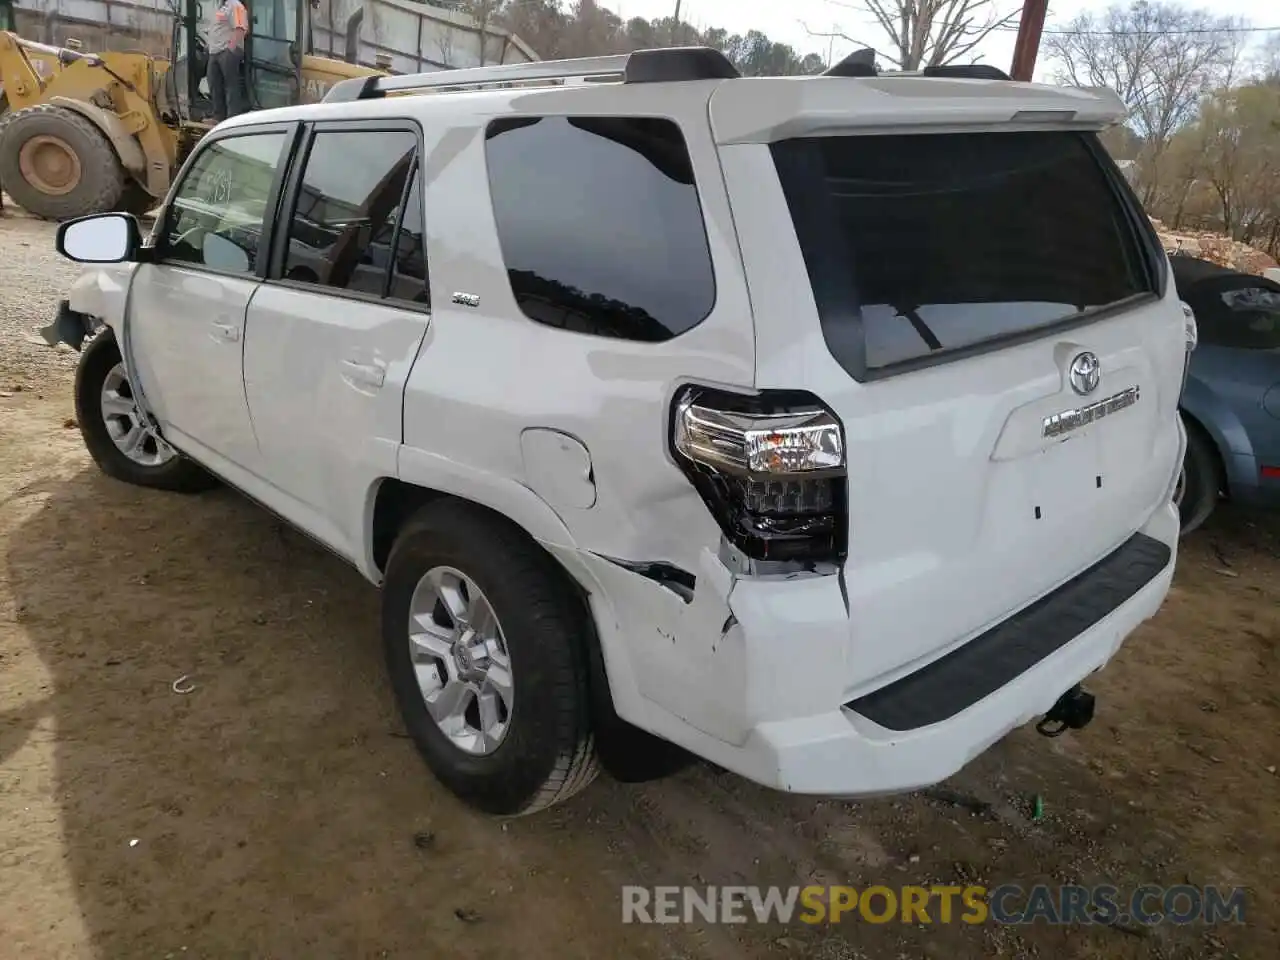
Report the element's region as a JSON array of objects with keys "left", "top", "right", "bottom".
[
  {"left": 921, "top": 63, "right": 1011, "bottom": 81},
  {"left": 824, "top": 48, "right": 877, "bottom": 77},
  {"left": 323, "top": 45, "right": 739, "bottom": 104}
]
